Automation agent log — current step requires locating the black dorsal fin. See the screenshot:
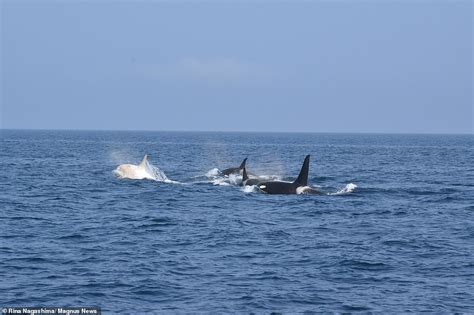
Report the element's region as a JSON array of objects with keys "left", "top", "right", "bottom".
[
  {"left": 239, "top": 157, "right": 248, "bottom": 169},
  {"left": 242, "top": 167, "right": 249, "bottom": 181},
  {"left": 294, "top": 155, "right": 310, "bottom": 186}
]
